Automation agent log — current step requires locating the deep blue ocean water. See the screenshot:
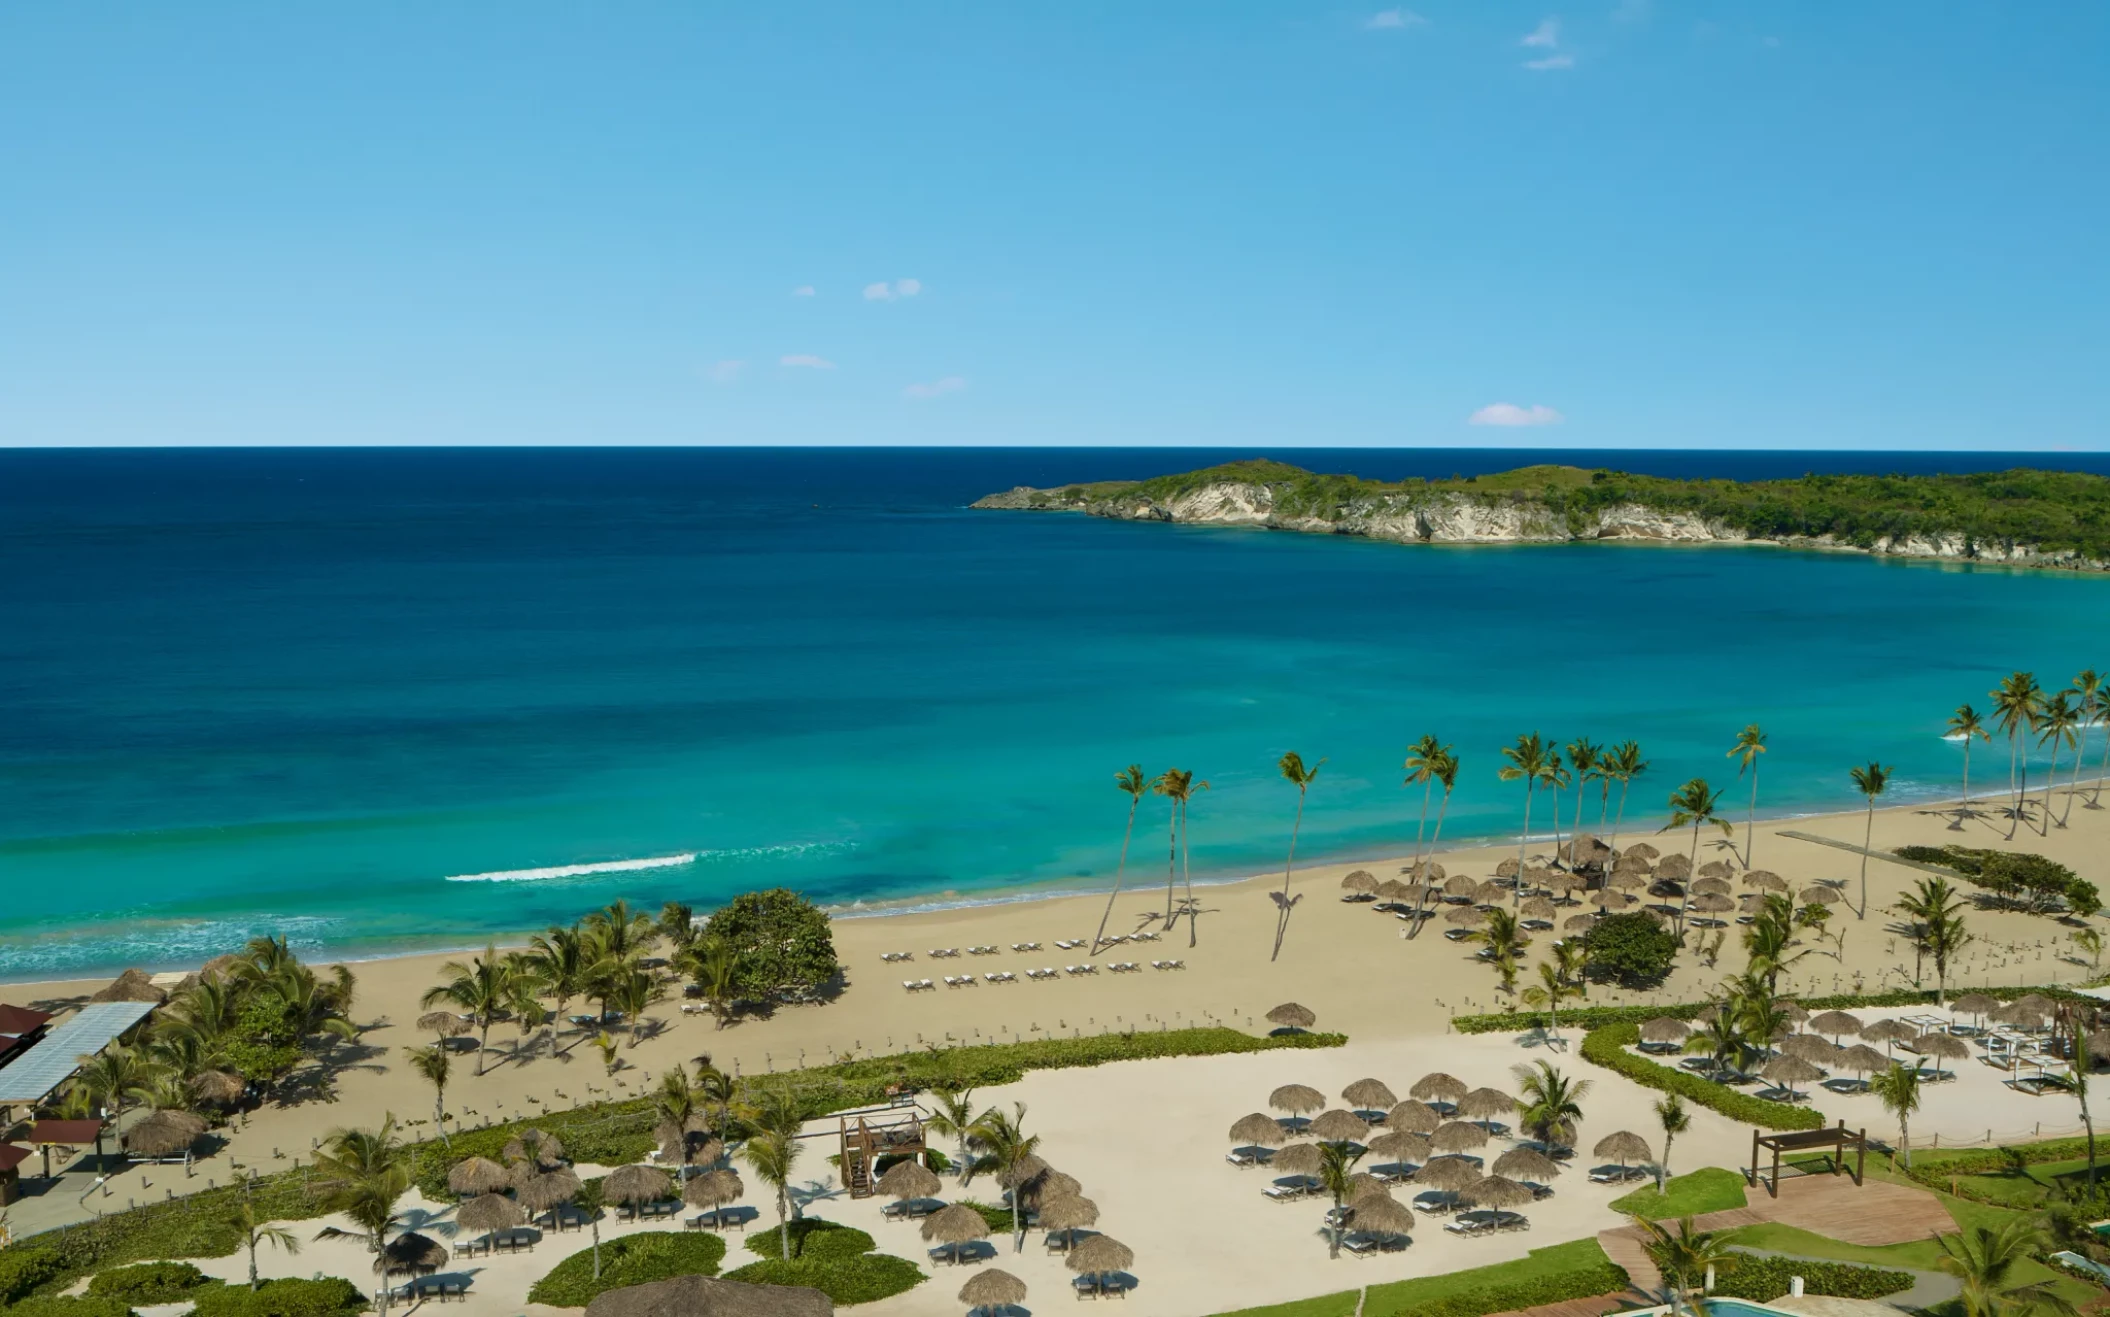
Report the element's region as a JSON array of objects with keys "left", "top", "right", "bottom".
[{"left": 6, "top": 446, "right": 2110, "bottom": 979}]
